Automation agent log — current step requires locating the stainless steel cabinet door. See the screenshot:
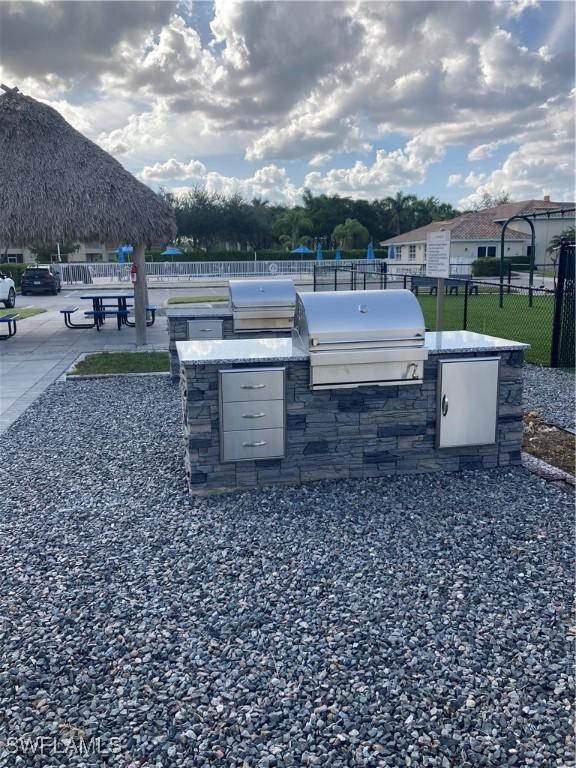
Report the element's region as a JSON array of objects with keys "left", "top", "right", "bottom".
[{"left": 438, "top": 358, "right": 499, "bottom": 448}]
